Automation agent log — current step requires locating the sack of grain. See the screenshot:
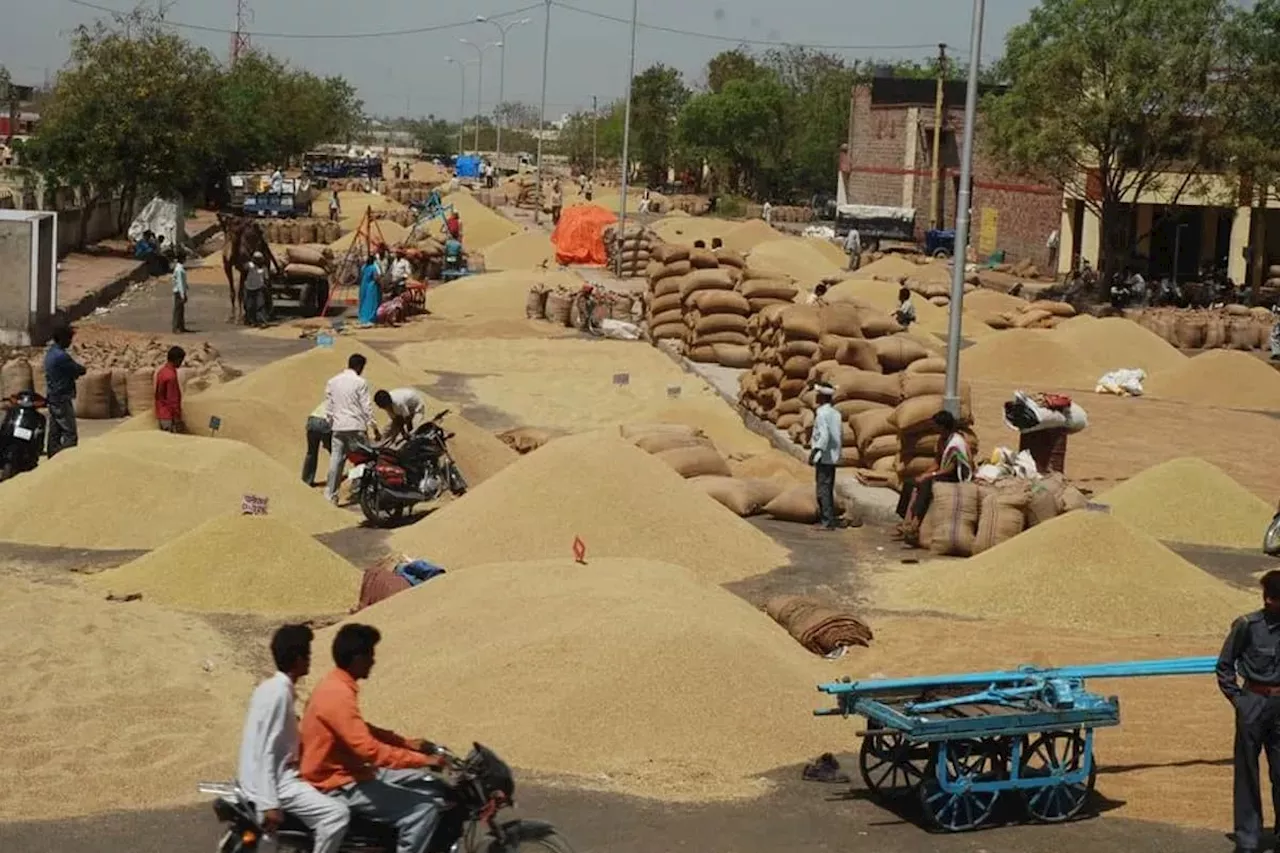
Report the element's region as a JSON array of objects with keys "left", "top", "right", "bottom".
[
  {"left": 610, "top": 294, "right": 635, "bottom": 321},
  {"left": 973, "top": 483, "right": 1031, "bottom": 554},
  {"left": 688, "top": 248, "right": 720, "bottom": 269},
  {"left": 688, "top": 476, "right": 781, "bottom": 516},
  {"left": 1203, "top": 316, "right": 1227, "bottom": 348},
  {"left": 75, "top": 370, "right": 113, "bottom": 420},
  {"left": 679, "top": 269, "right": 735, "bottom": 300},
  {"left": 1013, "top": 308, "right": 1054, "bottom": 329},
  {"left": 1255, "top": 320, "right": 1273, "bottom": 350},
  {"left": 655, "top": 444, "right": 731, "bottom": 478},
  {"left": 1228, "top": 318, "right": 1256, "bottom": 350},
  {"left": 692, "top": 314, "right": 749, "bottom": 337},
  {"left": 862, "top": 433, "right": 900, "bottom": 463},
  {"left": 900, "top": 372, "right": 947, "bottom": 400},
  {"left": 712, "top": 344, "right": 753, "bottom": 368},
  {"left": 1058, "top": 484, "right": 1089, "bottom": 513},
  {"left": 689, "top": 290, "right": 750, "bottom": 316},
  {"left": 650, "top": 322, "right": 685, "bottom": 340},
  {"left": 1029, "top": 300, "right": 1076, "bottom": 318},
  {"left": 496, "top": 426, "right": 554, "bottom": 454},
  {"left": 634, "top": 430, "right": 714, "bottom": 454},
  {"left": 834, "top": 339, "right": 883, "bottom": 373},
  {"left": 0, "top": 358, "right": 32, "bottom": 398},
  {"left": 891, "top": 392, "right": 971, "bottom": 432},
  {"left": 649, "top": 292, "right": 683, "bottom": 316},
  {"left": 898, "top": 455, "right": 936, "bottom": 481},
  {"left": 740, "top": 279, "right": 798, "bottom": 300},
  {"left": 653, "top": 244, "right": 690, "bottom": 264},
  {"left": 1226, "top": 303, "right": 1251, "bottom": 317},
  {"left": 858, "top": 313, "right": 904, "bottom": 338},
  {"left": 124, "top": 368, "right": 155, "bottom": 413},
  {"left": 906, "top": 357, "right": 946, "bottom": 375},
  {"left": 525, "top": 286, "right": 548, "bottom": 320},
  {"left": 543, "top": 291, "right": 572, "bottom": 326},
  {"left": 776, "top": 412, "right": 801, "bottom": 430},
  {"left": 1173, "top": 315, "right": 1206, "bottom": 349},
  {"left": 826, "top": 367, "right": 903, "bottom": 406},
  {"left": 928, "top": 481, "right": 981, "bottom": 557},
  {"left": 871, "top": 334, "right": 930, "bottom": 372},
  {"left": 109, "top": 368, "right": 129, "bottom": 417},
  {"left": 1025, "top": 474, "right": 1068, "bottom": 526},
  {"left": 782, "top": 340, "right": 822, "bottom": 360},
  {"left": 782, "top": 355, "right": 814, "bottom": 380},
  {"left": 715, "top": 250, "right": 746, "bottom": 269},
  {"left": 763, "top": 486, "right": 843, "bottom": 524},
  {"left": 652, "top": 260, "right": 692, "bottom": 282},
  {"left": 779, "top": 305, "right": 823, "bottom": 341},
  {"left": 820, "top": 304, "right": 864, "bottom": 338},
  {"left": 852, "top": 408, "right": 895, "bottom": 451},
  {"left": 836, "top": 399, "right": 887, "bottom": 419},
  {"left": 286, "top": 245, "right": 329, "bottom": 268}
]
